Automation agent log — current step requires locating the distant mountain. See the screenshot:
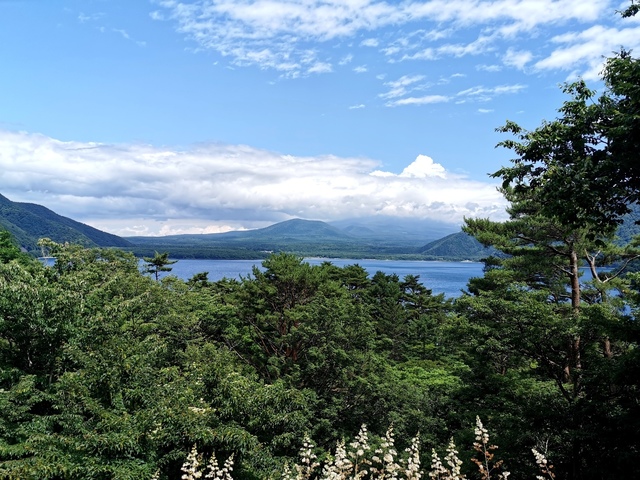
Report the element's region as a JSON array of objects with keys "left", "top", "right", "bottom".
[
  {"left": 126, "top": 218, "right": 365, "bottom": 259},
  {"left": 329, "top": 216, "right": 461, "bottom": 245},
  {"left": 126, "top": 218, "right": 471, "bottom": 260},
  {"left": 418, "top": 232, "right": 492, "bottom": 260},
  {"left": 129, "top": 219, "right": 353, "bottom": 245},
  {"left": 128, "top": 217, "right": 451, "bottom": 259},
  {"left": 239, "top": 218, "right": 352, "bottom": 240},
  {"left": 0, "top": 193, "right": 132, "bottom": 253}
]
